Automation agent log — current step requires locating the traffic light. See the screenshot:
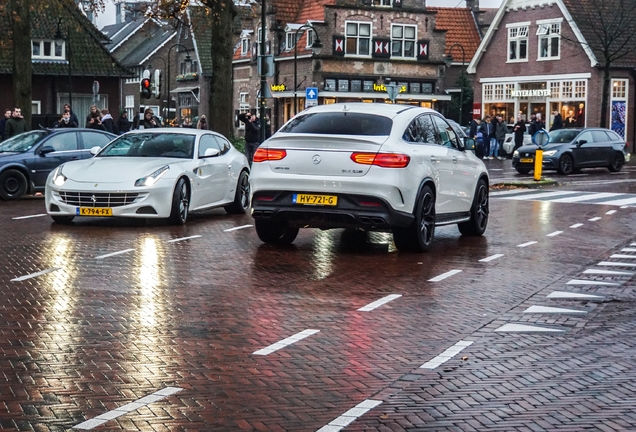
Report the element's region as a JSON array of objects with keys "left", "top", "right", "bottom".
[
  {"left": 140, "top": 78, "right": 151, "bottom": 99},
  {"left": 152, "top": 69, "right": 161, "bottom": 99}
]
